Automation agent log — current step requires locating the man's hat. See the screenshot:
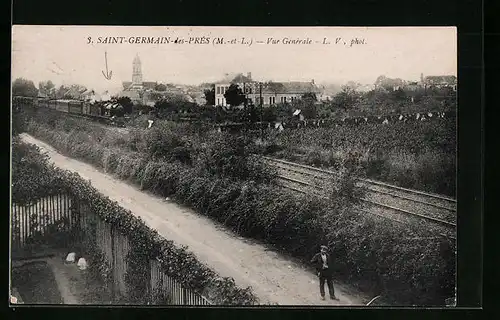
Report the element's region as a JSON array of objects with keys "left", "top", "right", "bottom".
[{"left": 320, "top": 245, "right": 328, "bottom": 250}]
